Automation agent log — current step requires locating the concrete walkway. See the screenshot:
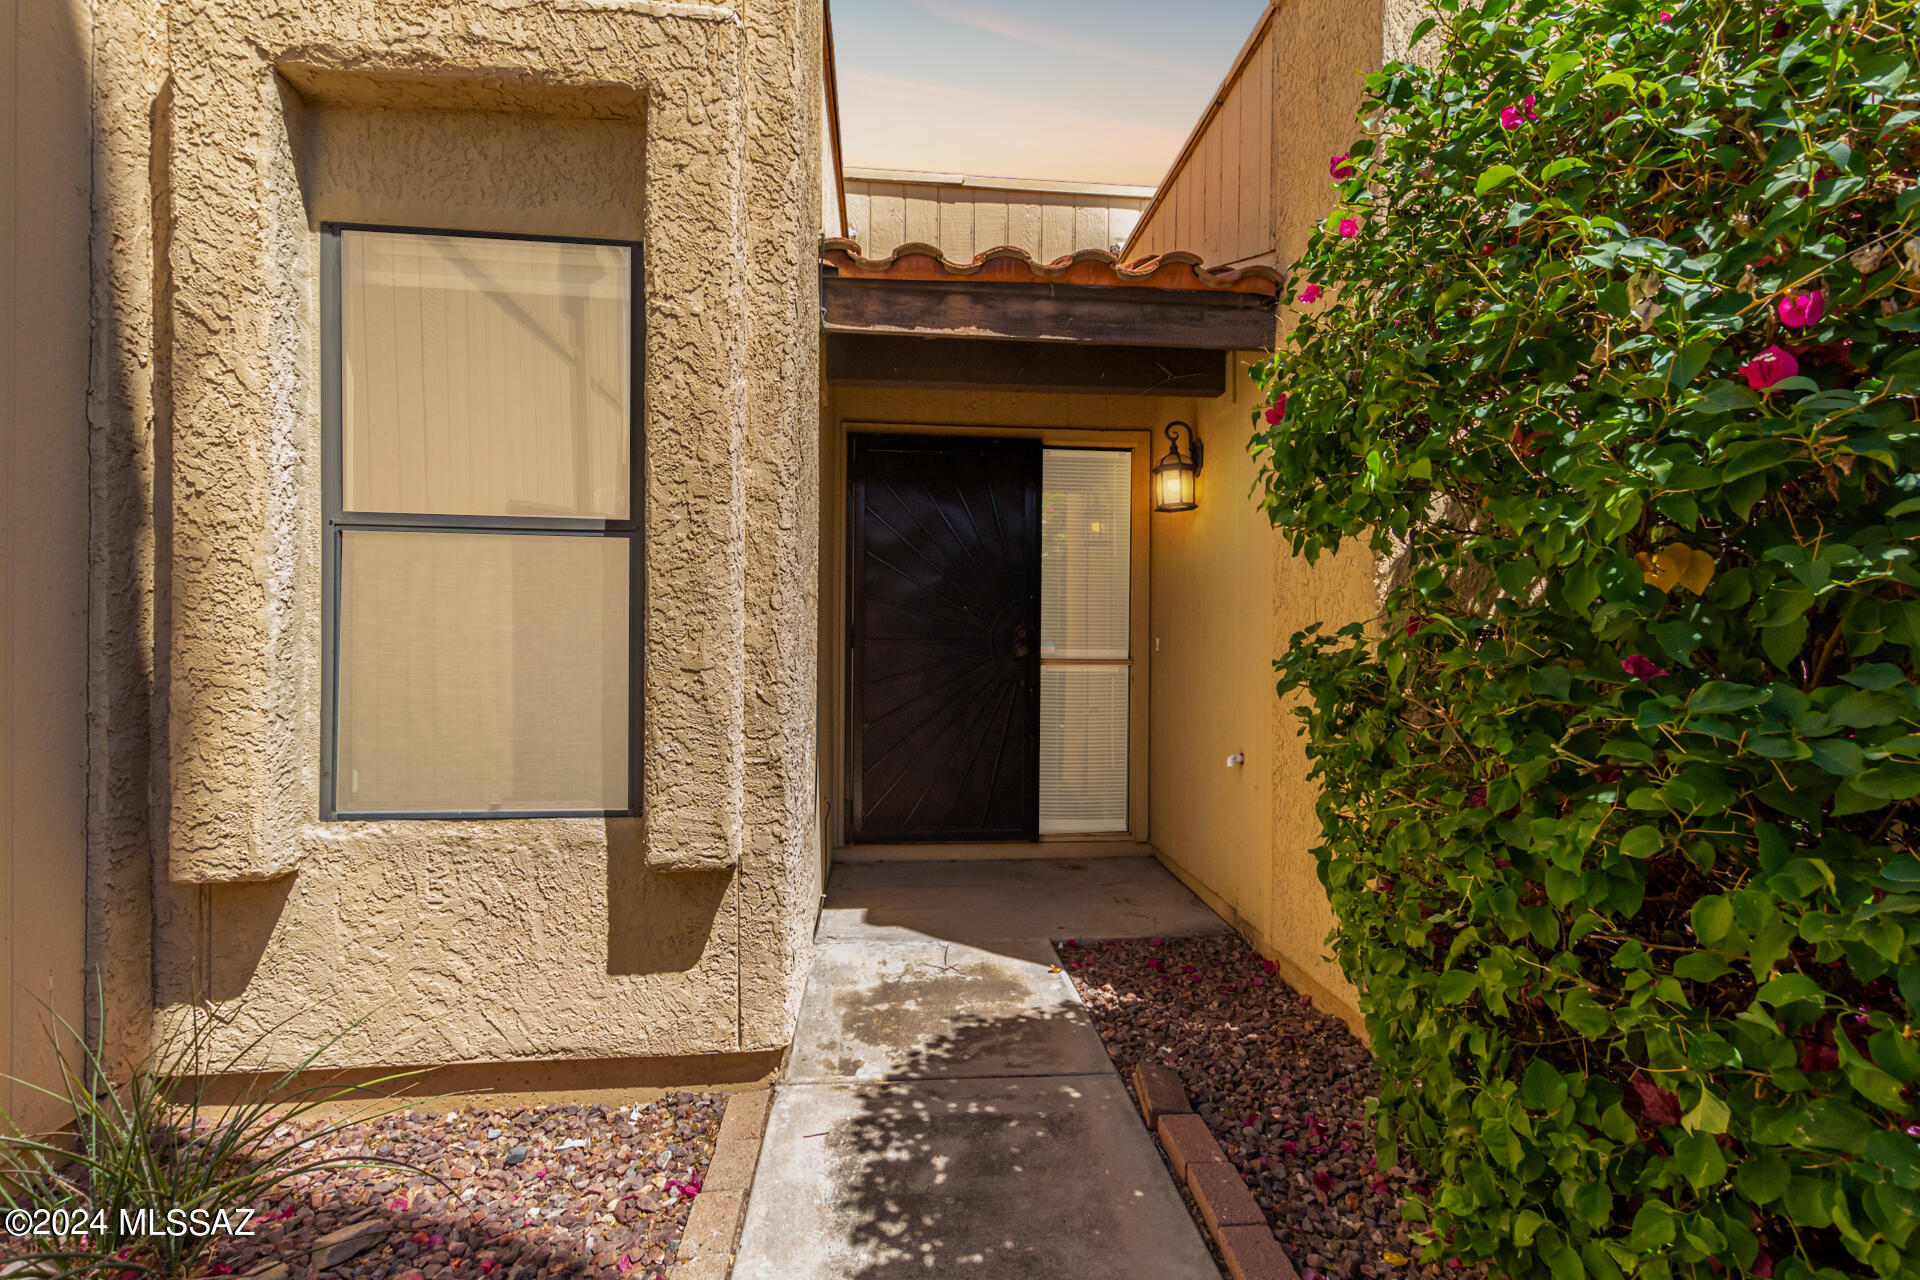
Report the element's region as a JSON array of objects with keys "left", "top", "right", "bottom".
[{"left": 734, "top": 857, "right": 1232, "bottom": 1280}]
